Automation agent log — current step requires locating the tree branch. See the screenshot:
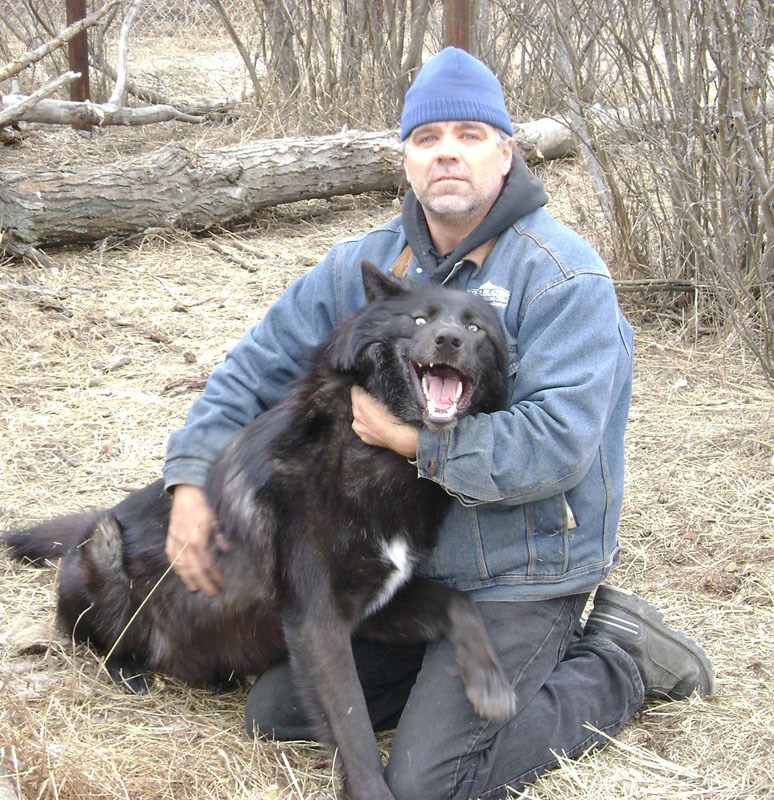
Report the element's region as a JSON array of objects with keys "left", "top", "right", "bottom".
[
  {"left": 0, "top": 71, "right": 81, "bottom": 128},
  {"left": 208, "top": 0, "right": 262, "bottom": 100},
  {"left": 106, "top": 0, "right": 145, "bottom": 111},
  {"left": 0, "top": 93, "right": 207, "bottom": 126}
]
